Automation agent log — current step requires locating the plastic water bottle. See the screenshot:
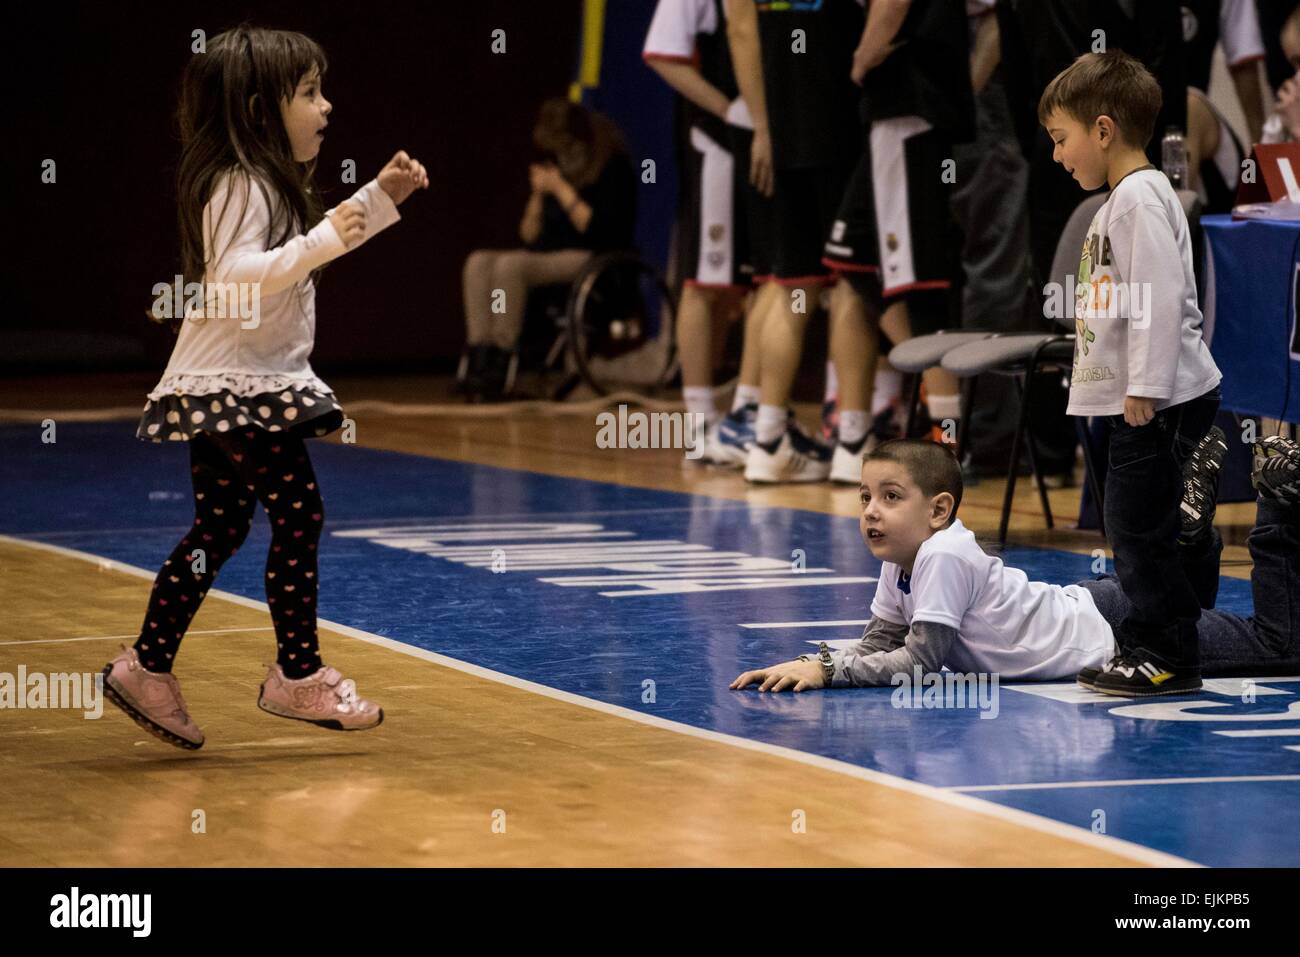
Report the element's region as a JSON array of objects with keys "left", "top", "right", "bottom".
[{"left": 1162, "top": 126, "right": 1188, "bottom": 190}]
